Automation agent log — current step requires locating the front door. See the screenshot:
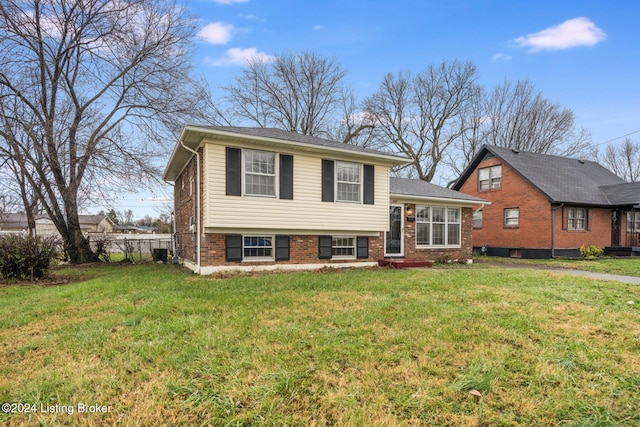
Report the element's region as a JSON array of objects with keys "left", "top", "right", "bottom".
[
  {"left": 611, "top": 209, "right": 621, "bottom": 246},
  {"left": 385, "top": 204, "right": 404, "bottom": 256}
]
